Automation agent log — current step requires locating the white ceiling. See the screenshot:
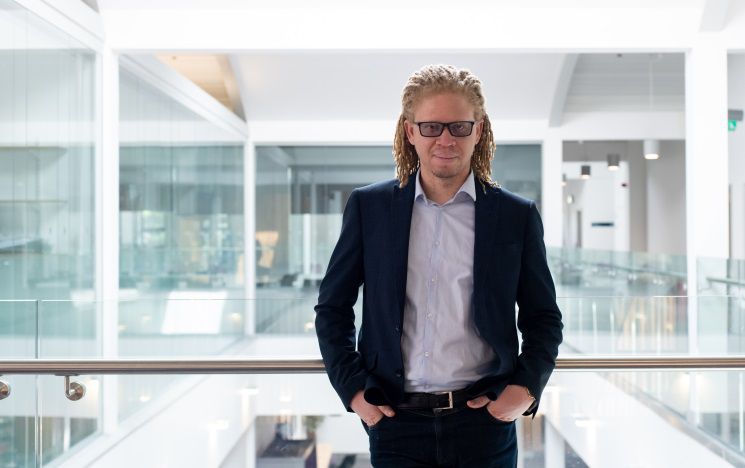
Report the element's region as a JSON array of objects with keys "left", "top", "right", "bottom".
[
  {"left": 228, "top": 52, "right": 684, "bottom": 122},
  {"left": 566, "top": 53, "right": 685, "bottom": 113},
  {"left": 232, "top": 53, "right": 566, "bottom": 121},
  {"left": 92, "top": 1, "right": 707, "bottom": 124}
]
